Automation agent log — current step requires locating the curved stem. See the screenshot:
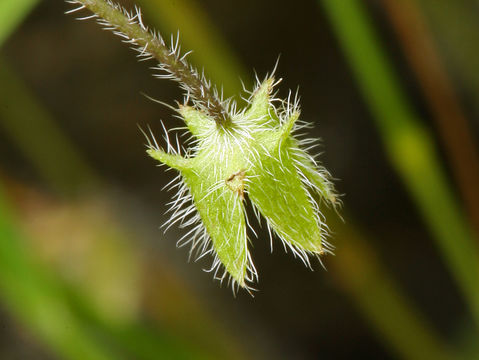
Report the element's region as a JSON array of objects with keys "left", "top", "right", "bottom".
[{"left": 69, "top": 0, "right": 230, "bottom": 124}]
